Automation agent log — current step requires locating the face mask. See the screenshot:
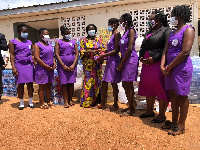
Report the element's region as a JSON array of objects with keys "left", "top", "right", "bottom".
[
  {"left": 108, "top": 26, "right": 113, "bottom": 32},
  {"left": 65, "top": 34, "right": 71, "bottom": 40},
  {"left": 119, "top": 23, "right": 125, "bottom": 31},
  {"left": 21, "top": 33, "right": 28, "bottom": 39},
  {"left": 147, "top": 20, "right": 156, "bottom": 29},
  {"left": 43, "top": 35, "right": 50, "bottom": 42},
  {"left": 170, "top": 17, "right": 178, "bottom": 26},
  {"left": 88, "top": 30, "right": 96, "bottom": 37}
]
